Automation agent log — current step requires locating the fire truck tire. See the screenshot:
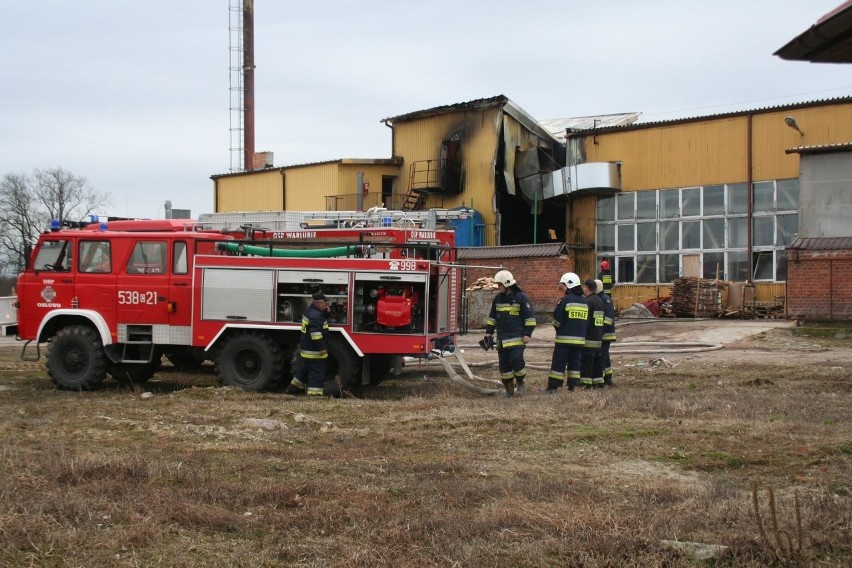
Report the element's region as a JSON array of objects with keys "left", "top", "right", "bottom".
[
  {"left": 109, "top": 363, "right": 157, "bottom": 384},
  {"left": 366, "top": 354, "right": 393, "bottom": 386},
  {"left": 47, "top": 325, "right": 108, "bottom": 391},
  {"left": 215, "top": 332, "right": 284, "bottom": 392},
  {"left": 325, "top": 336, "right": 360, "bottom": 393}
]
